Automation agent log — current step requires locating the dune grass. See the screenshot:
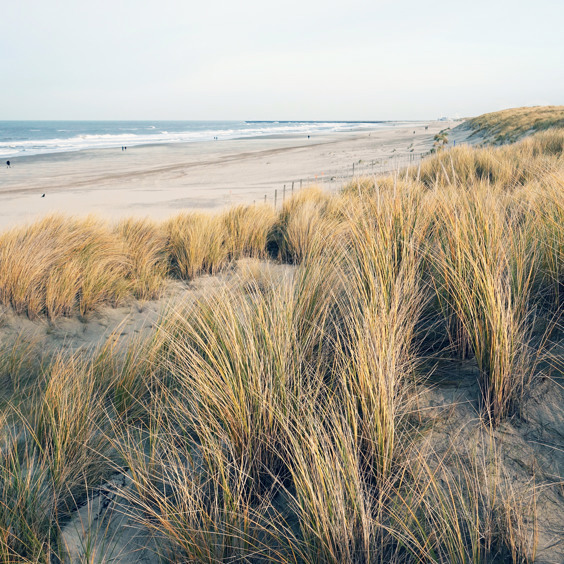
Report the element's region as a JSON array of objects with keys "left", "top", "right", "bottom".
[
  {"left": 222, "top": 203, "right": 278, "bottom": 259},
  {"left": 0, "top": 204, "right": 277, "bottom": 319},
  {"left": 431, "top": 185, "right": 540, "bottom": 422},
  {"left": 116, "top": 217, "right": 168, "bottom": 301},
  {"left": 465, "top": 105, "right": 564, "bottom": 144},
  {"left": 0, "top": 215, "right": 131, "bottom": 319},
  {"left": 0, "top": 123, "right": 562, "bottom": 561},
  {"left": 165, "top": 211, "right": 229, "bottom": 281}
]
